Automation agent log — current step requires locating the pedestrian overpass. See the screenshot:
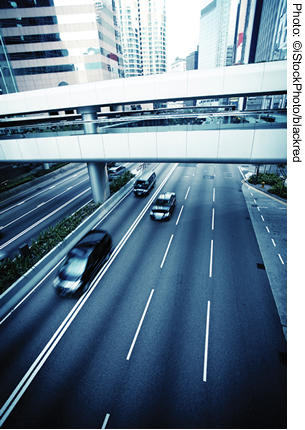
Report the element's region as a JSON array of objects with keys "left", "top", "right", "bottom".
[{"left": 0, "top": 60, "right": 287, "bottom": 202}]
